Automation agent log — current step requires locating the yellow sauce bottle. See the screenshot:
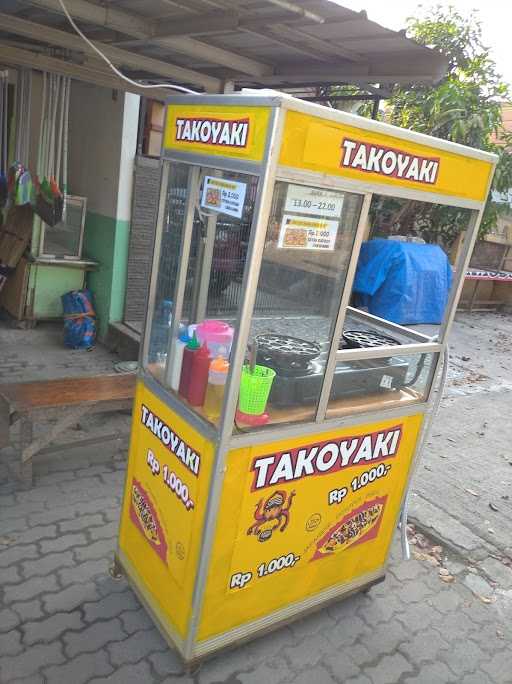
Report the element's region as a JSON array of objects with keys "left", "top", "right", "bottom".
[{"left": 203, "top": 356, "right": 229, "bottom": 422}]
